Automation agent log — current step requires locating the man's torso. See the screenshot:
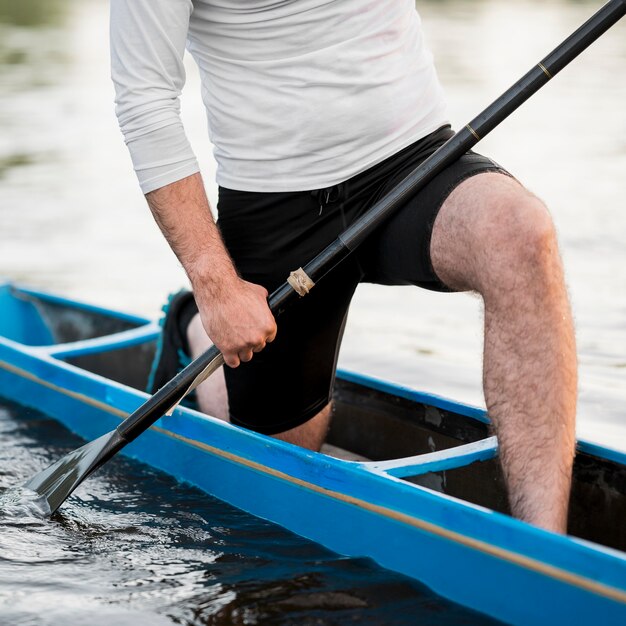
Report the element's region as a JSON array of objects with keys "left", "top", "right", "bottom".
[{"left": 186, "top": 0, "right": 448, "bottom": 191}]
